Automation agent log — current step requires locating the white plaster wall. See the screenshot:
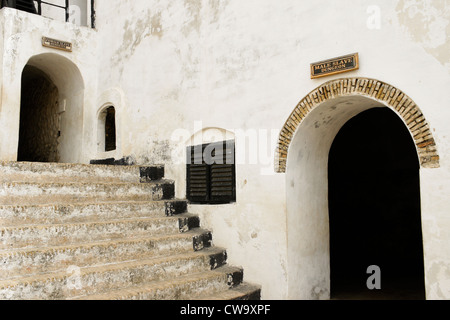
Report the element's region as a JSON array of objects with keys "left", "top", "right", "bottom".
[
  {"left": 1, "top": 0, "right": 448, "bottom": 299},
  {"left": 0, "top": 8, "right": 97, "bottom": 163},
  {"left": 91, "top": 0, "right": 450, "bottom": 300}
]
